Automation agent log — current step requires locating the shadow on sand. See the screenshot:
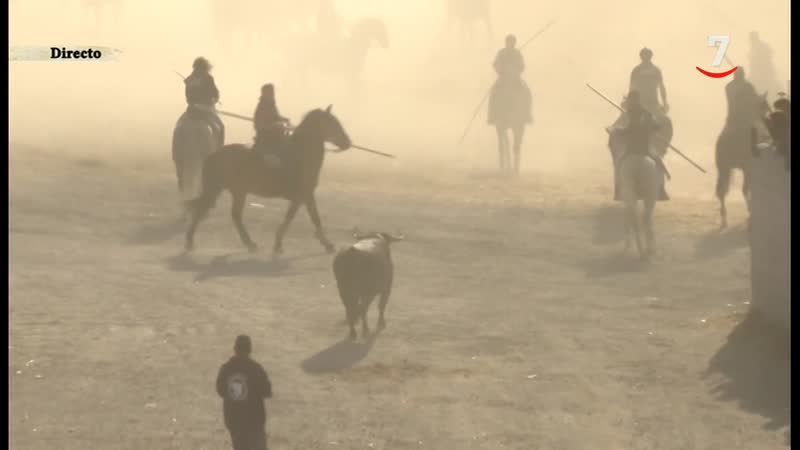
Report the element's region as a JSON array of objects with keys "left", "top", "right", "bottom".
[
  {"left": 164, "top": 251, "right": 326, "bottom": 282},
  {"left": 590, "top": 204, "right": 627, "bottom": 246},
  {"left": 581, "top": 251, "right": 647, "bottom": 277},
  {"left": 707, "top": 311, "right": 790, "bottom": 445},
  {"left": 694, "top": 225, "right": 749, "bottom": 259},
  {"left": 300, "top": 332, "right": 379, "bottom": 375},
  {"left": 127, "top": 216, "right": 186, "bottom": 245}
]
